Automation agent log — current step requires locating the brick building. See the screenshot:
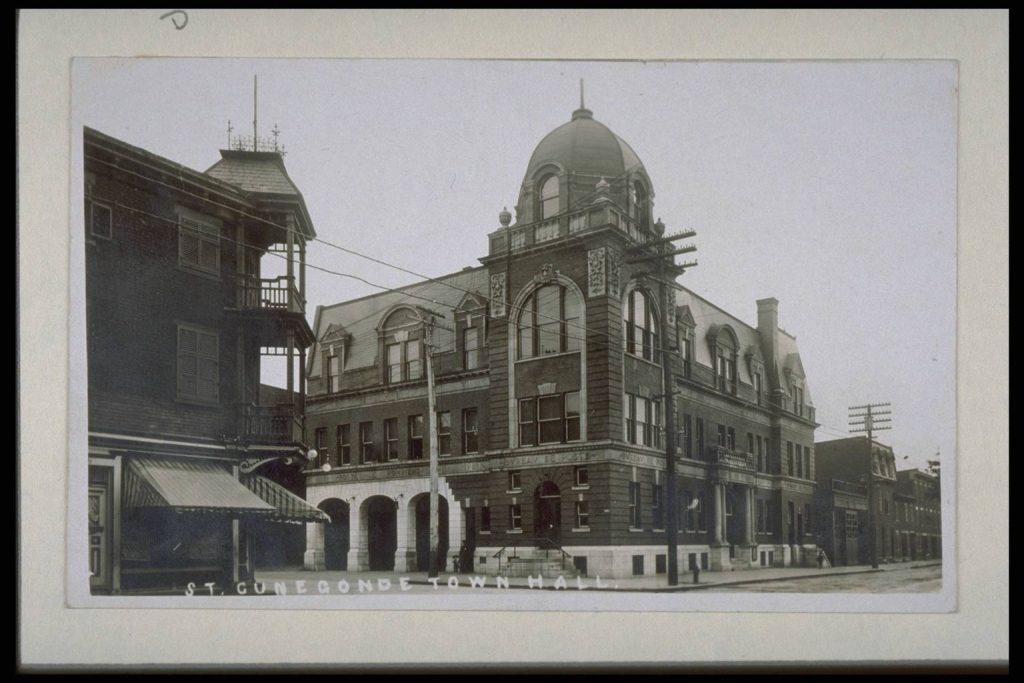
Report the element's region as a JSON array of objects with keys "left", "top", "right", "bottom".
[
  {"left": 894, "top": 468, "right": 942, "bottom": 561},
  {"left": 302, "top": 103, "right": 821, "bottom": 578},
  {"left": 85, "top": 128, "right": 325, "bottom": 594},
  {"left": 814, "top": 436, "right": 900, "bottom": 566}
]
